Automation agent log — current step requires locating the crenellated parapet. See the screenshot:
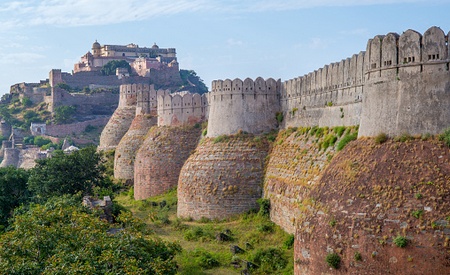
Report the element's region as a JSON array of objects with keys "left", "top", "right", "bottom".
[
  {"left": 207, "top": 77, "right": 281, "bottom": 137},
  {"left": 281, "top": 51, "right": 365, "bottom": 128},
  {"left": 359, "top": 26, "right": 450, "bottom": 137},
  {"left": 157, "top": 92, "right": 207, "bottom": 126}
]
